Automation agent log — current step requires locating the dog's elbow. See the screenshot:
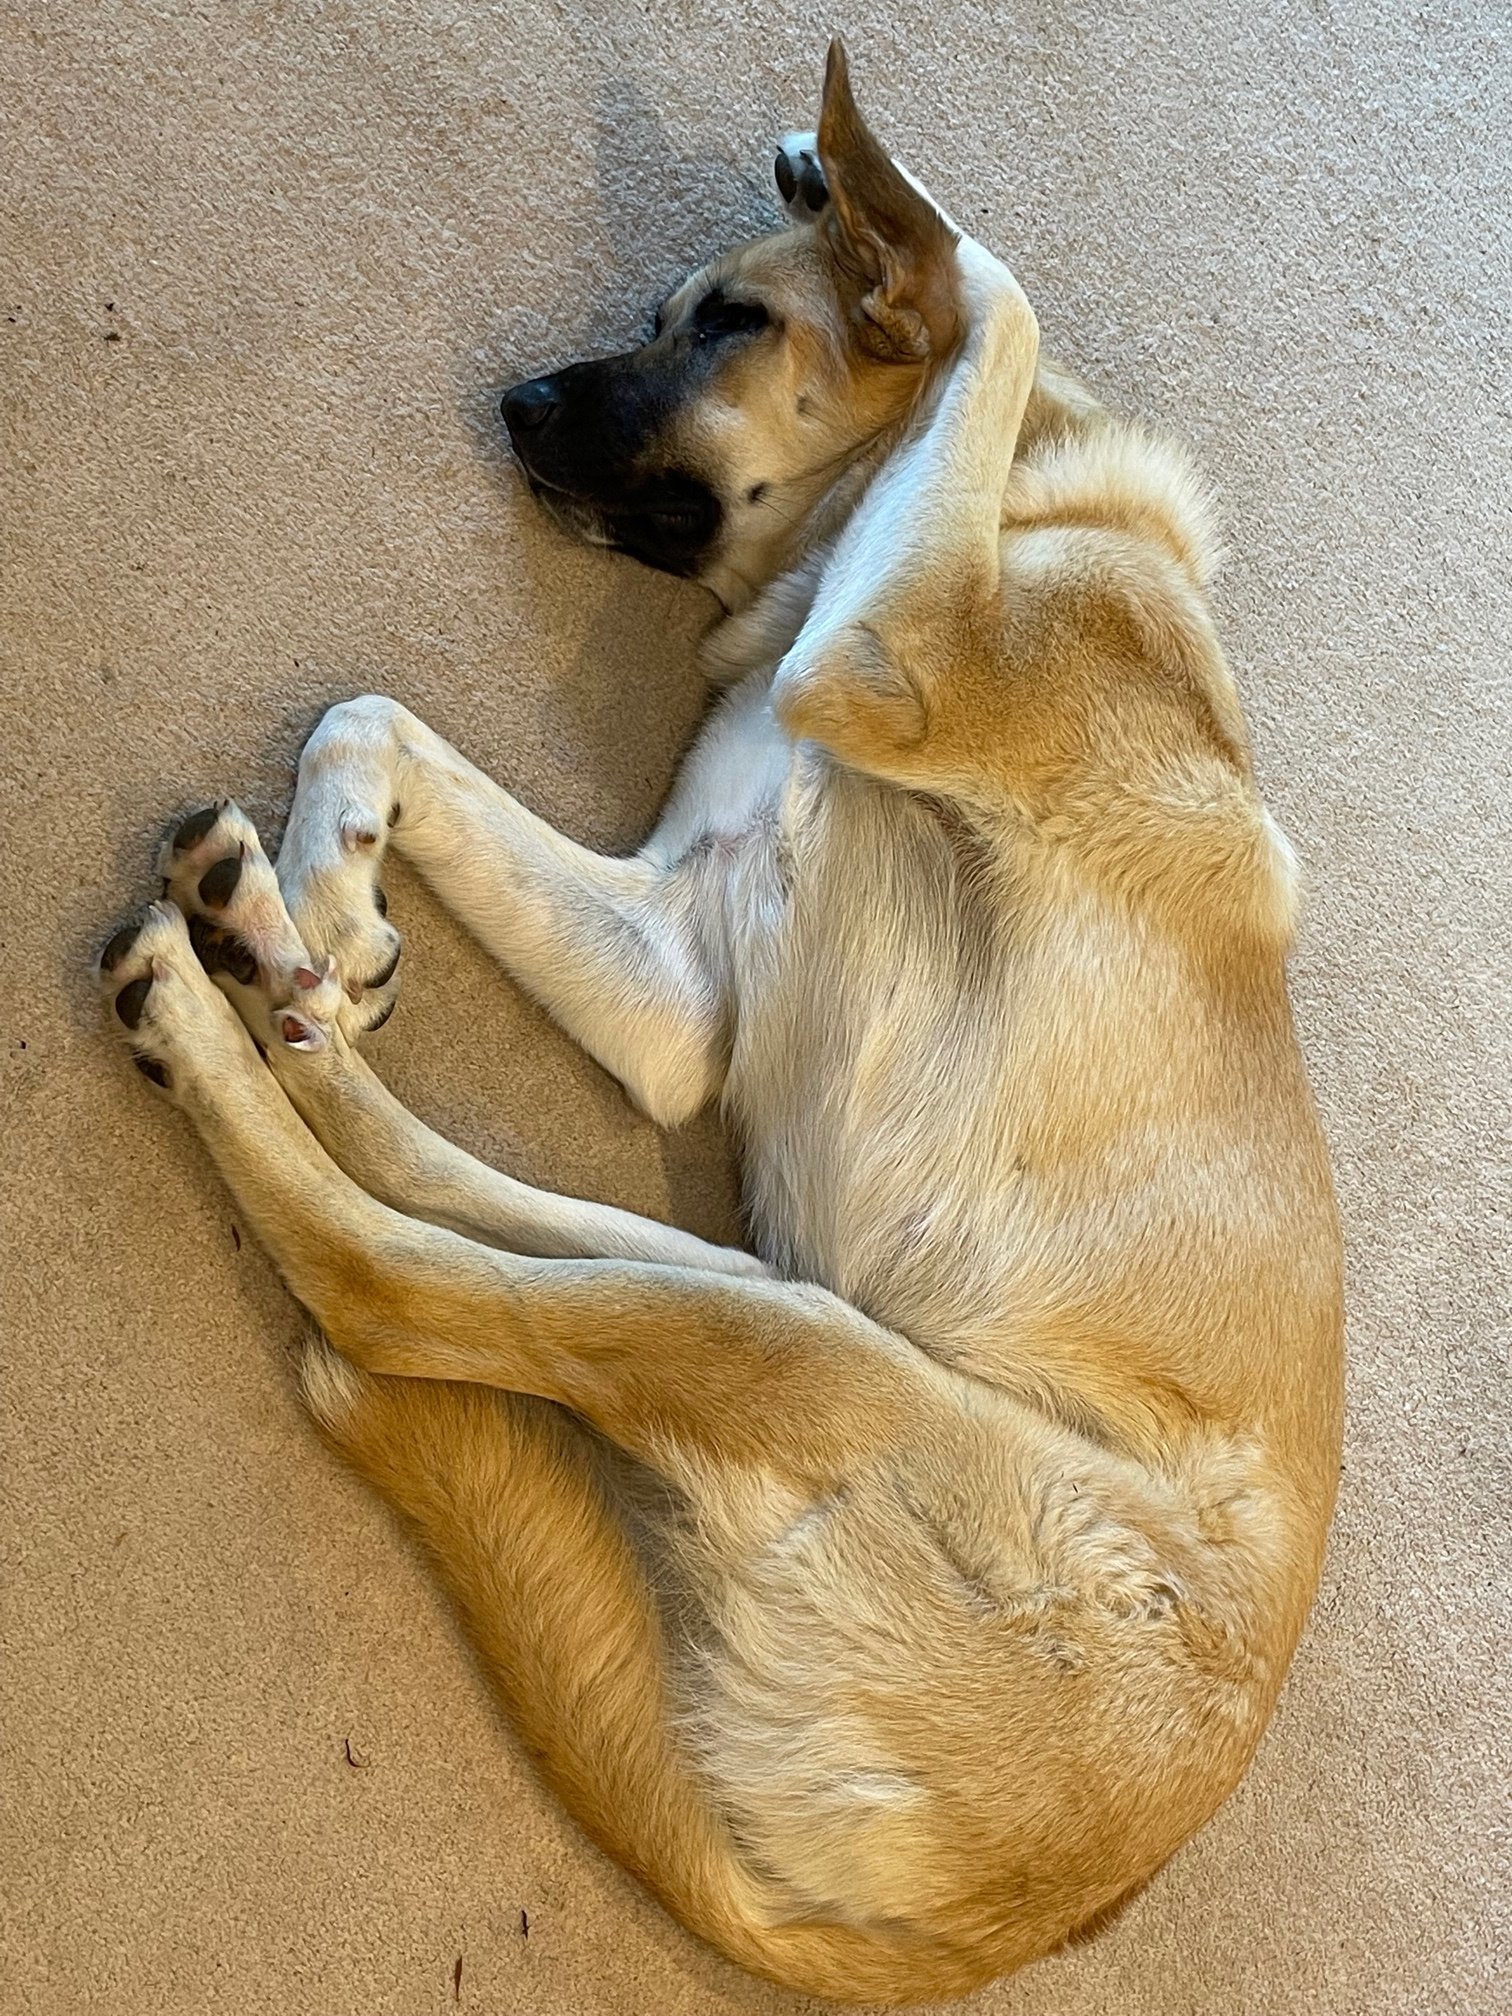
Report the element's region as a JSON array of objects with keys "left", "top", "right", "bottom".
[{"left": 620, "top": 1038, "right": 722, "bottom": 1131}]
